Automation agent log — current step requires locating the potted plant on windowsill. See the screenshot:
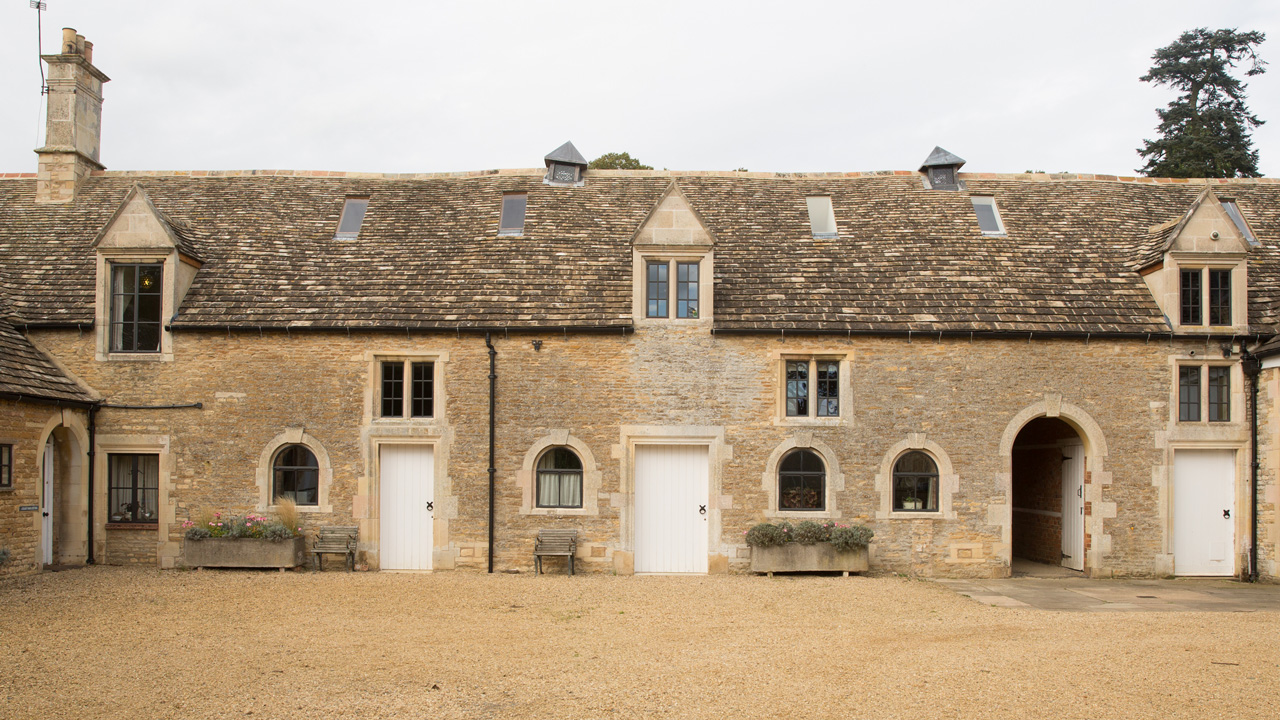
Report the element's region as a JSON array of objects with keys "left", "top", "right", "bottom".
[
  {"left": 180, "top": 499, "right": 306, "bottom": 569},
  {"left": 745, "top": 520, "right": 873, "bottom": 575}
]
